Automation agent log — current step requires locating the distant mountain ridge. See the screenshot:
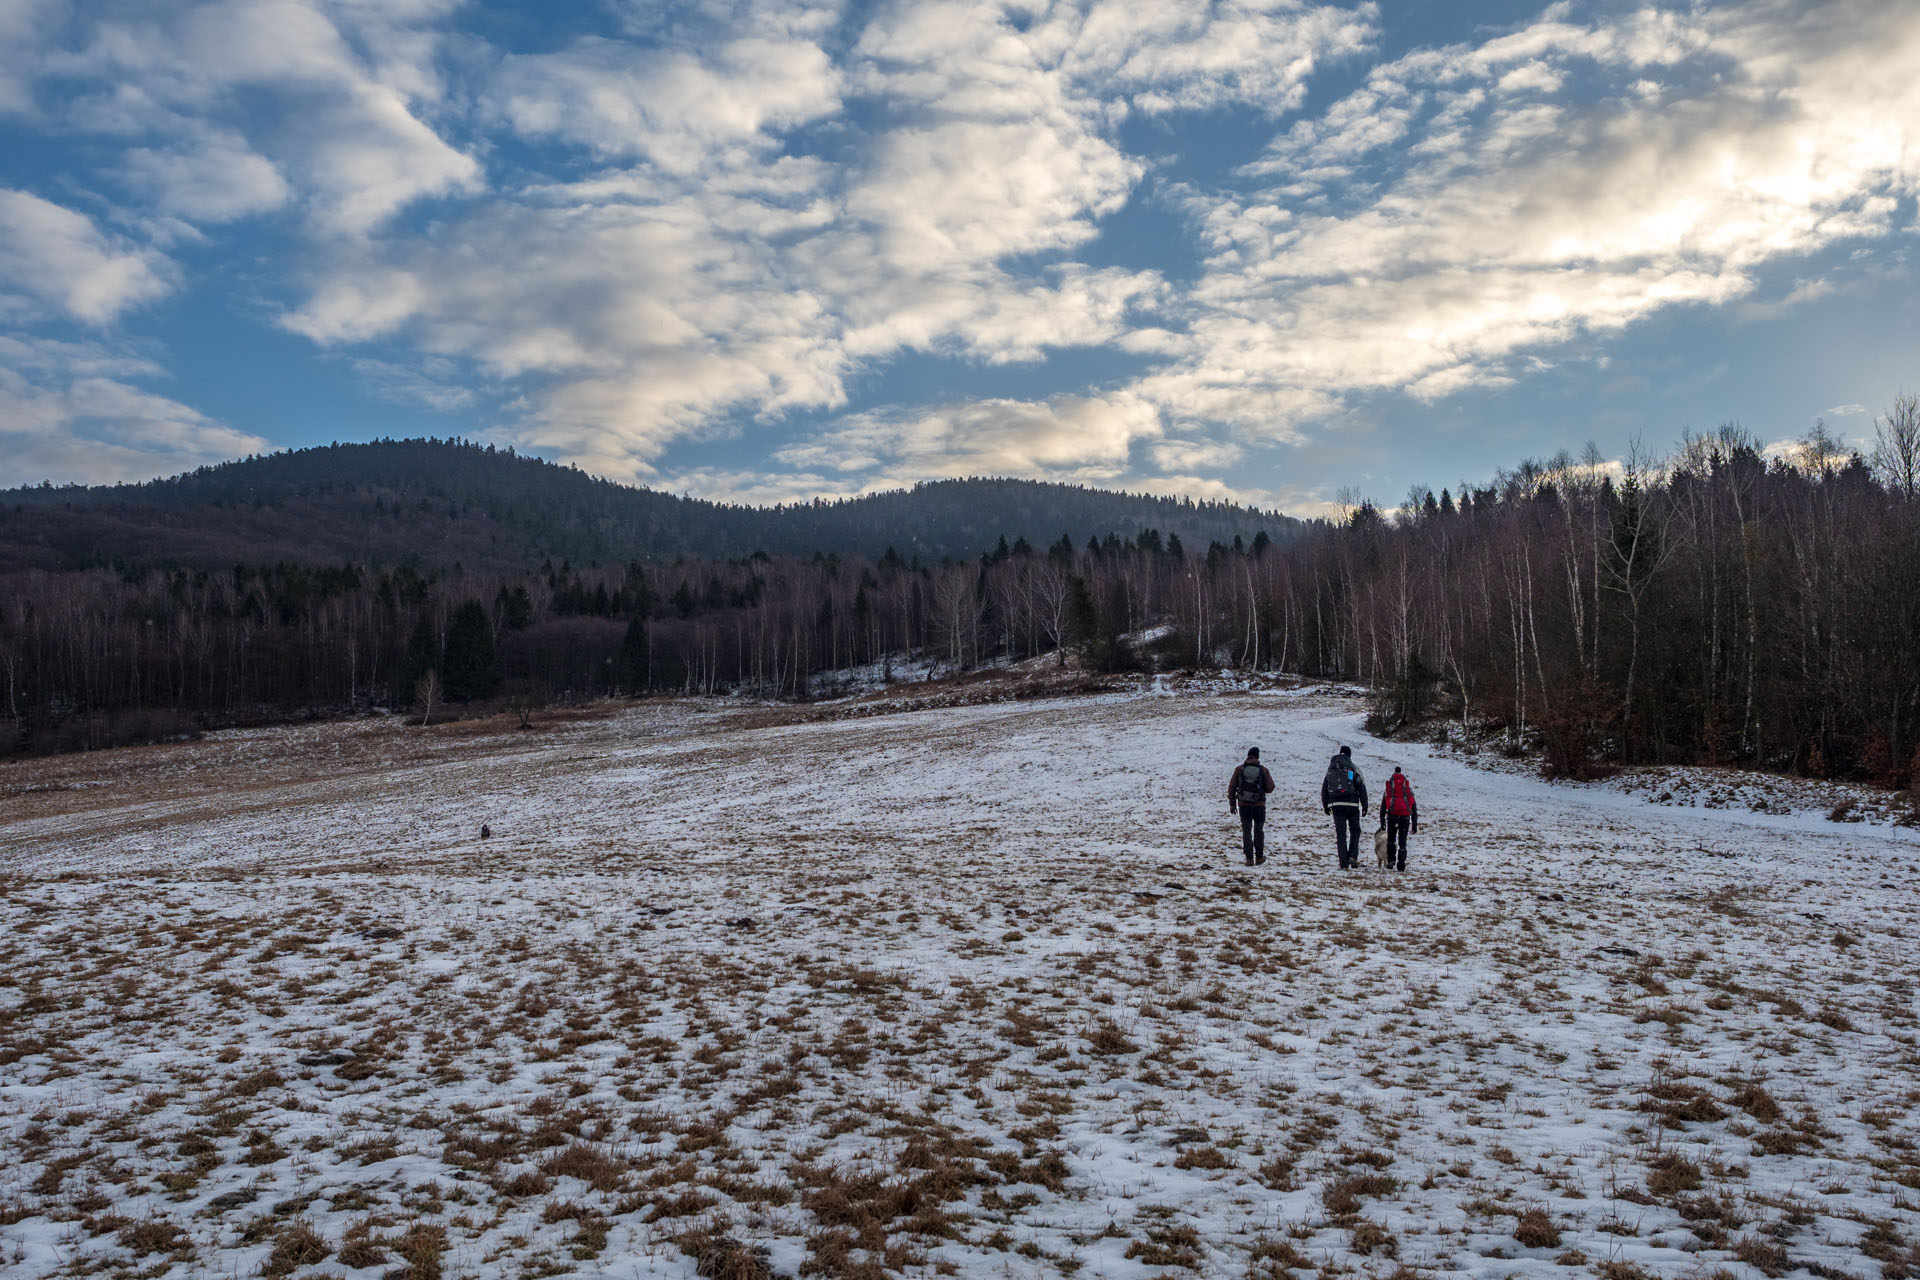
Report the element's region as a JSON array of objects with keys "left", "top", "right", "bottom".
[{"left": 1, "top": 438, "right": 1308, "bottom": 573}]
